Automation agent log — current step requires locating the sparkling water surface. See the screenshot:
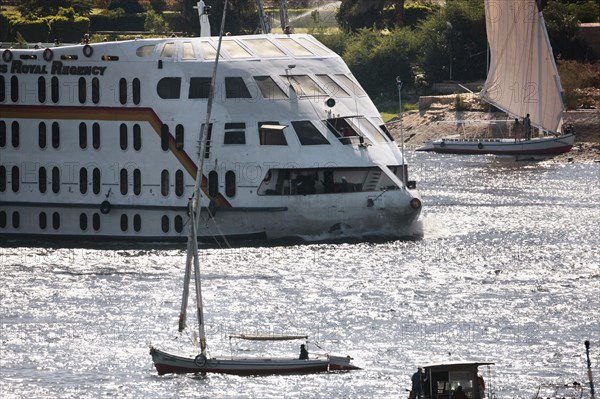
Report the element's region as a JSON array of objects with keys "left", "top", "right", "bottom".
[{"left": 1, "top": 153, "right": 599, "bottom": 398}]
